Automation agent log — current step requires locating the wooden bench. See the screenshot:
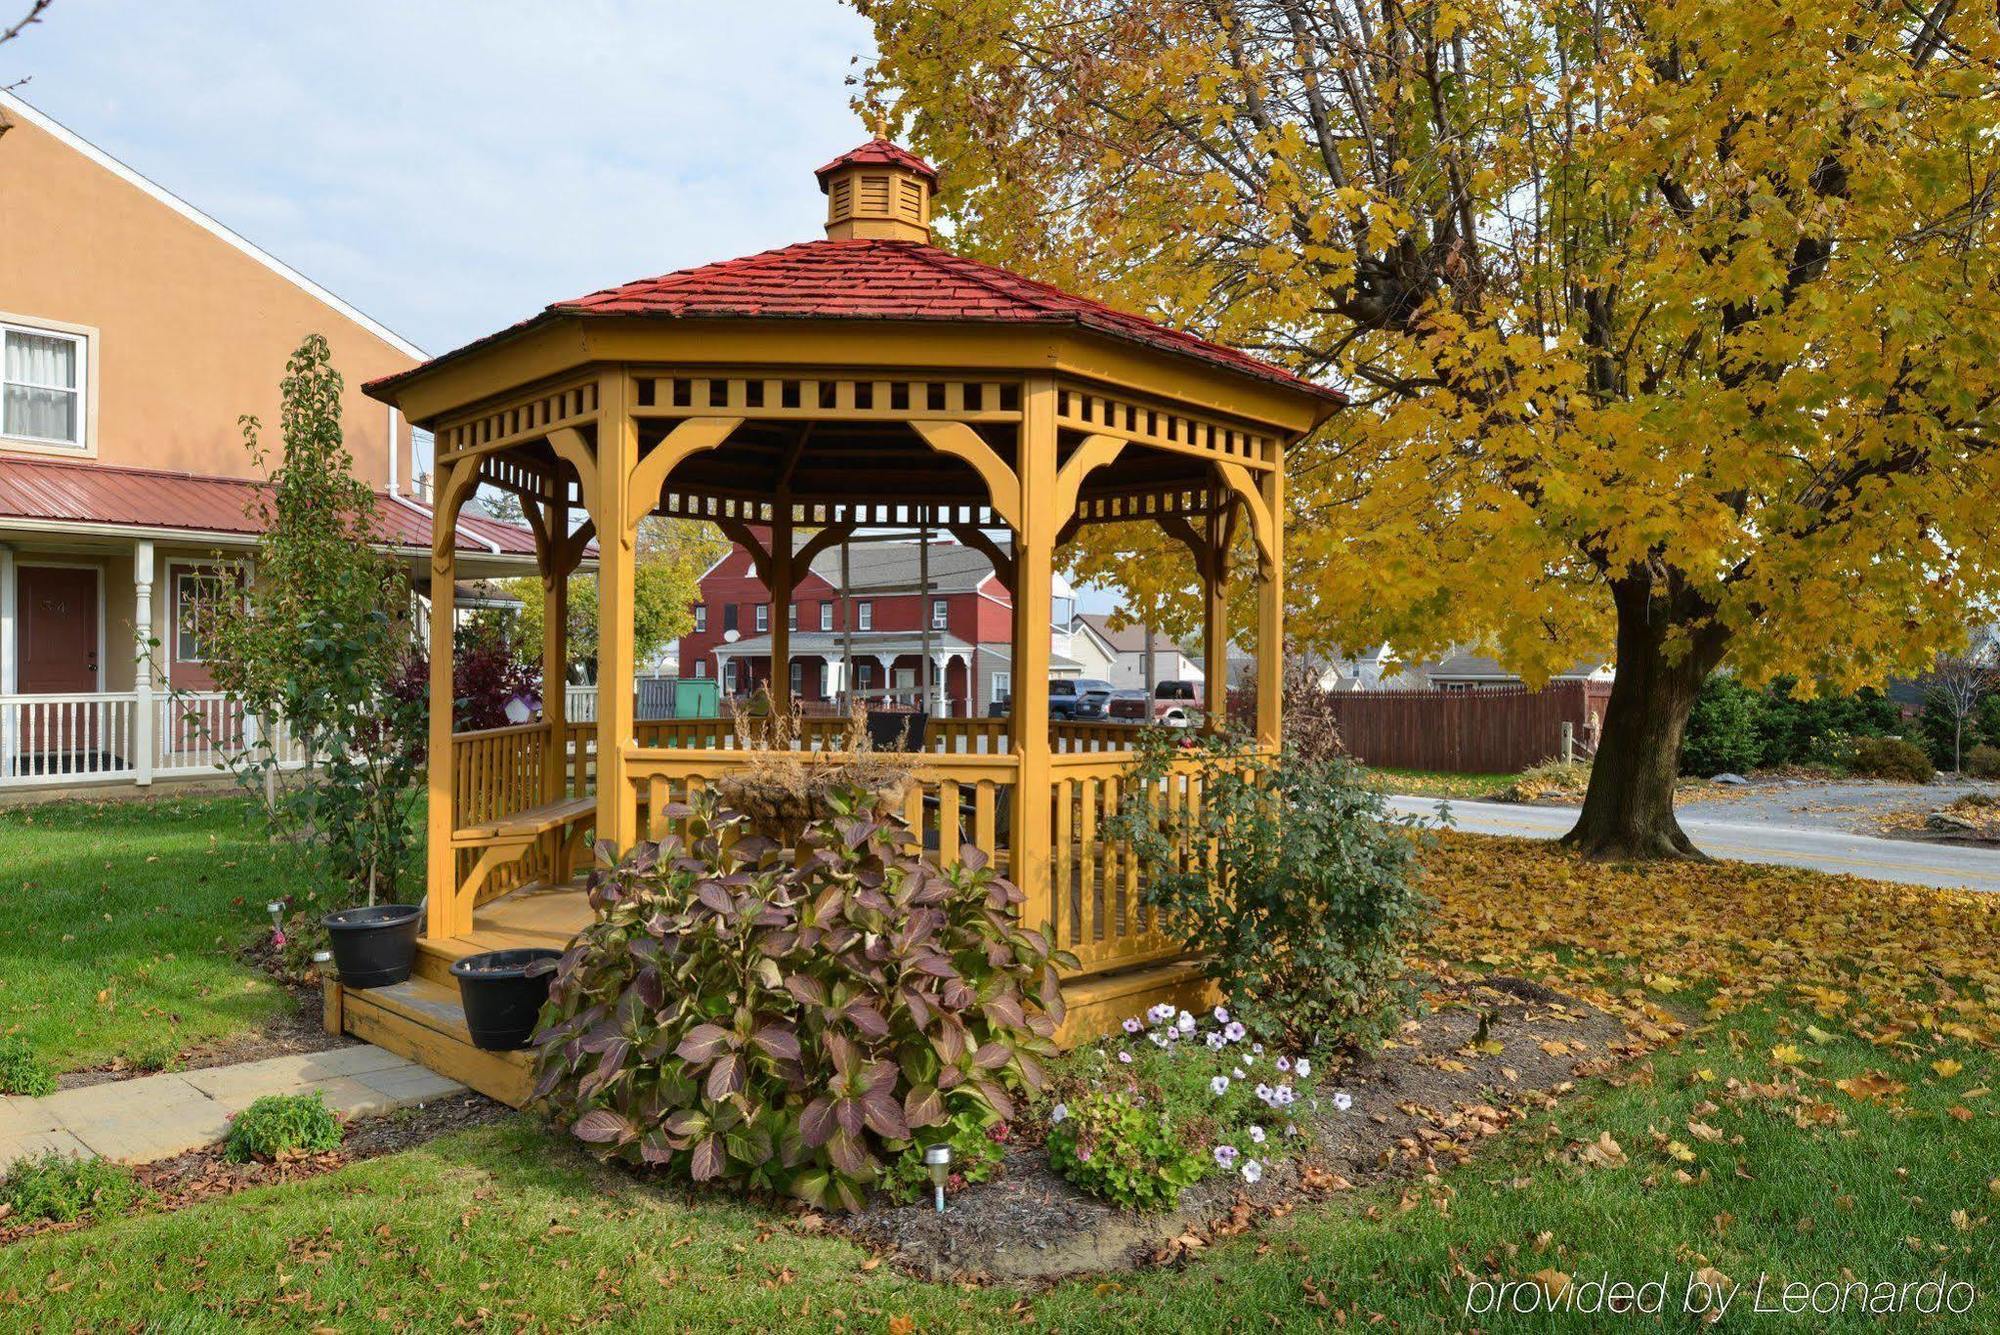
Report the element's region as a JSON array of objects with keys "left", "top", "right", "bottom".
[{"left": 448, "top": 794, "right": 596, "bottom": 905}]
